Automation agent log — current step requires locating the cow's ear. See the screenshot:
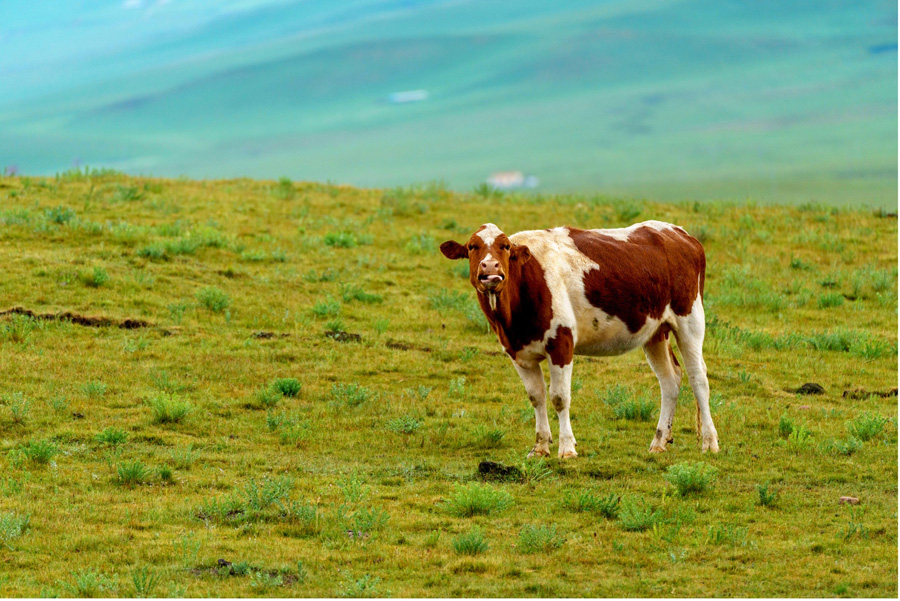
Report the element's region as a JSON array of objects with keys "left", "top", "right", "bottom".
[
  {"left": 511, "top": 244, "right": 531, "bottom": 264},
  {"left": 440, "top": 240, "right": 468, "bottom": 260}
]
